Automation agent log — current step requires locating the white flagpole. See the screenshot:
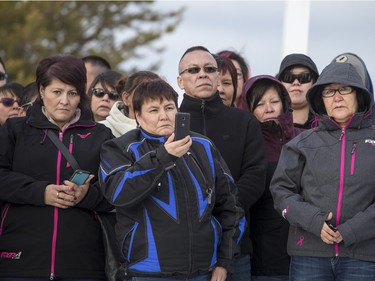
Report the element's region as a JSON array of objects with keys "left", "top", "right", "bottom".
[{"left": 282, "top": 0, "right": 311, "bottom": 57}]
